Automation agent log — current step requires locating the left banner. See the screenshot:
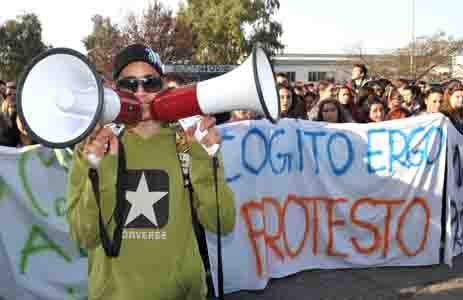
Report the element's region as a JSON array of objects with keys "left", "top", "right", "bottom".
[{"left": 0, "top": 146, "right": 87, "bottom": 300}]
